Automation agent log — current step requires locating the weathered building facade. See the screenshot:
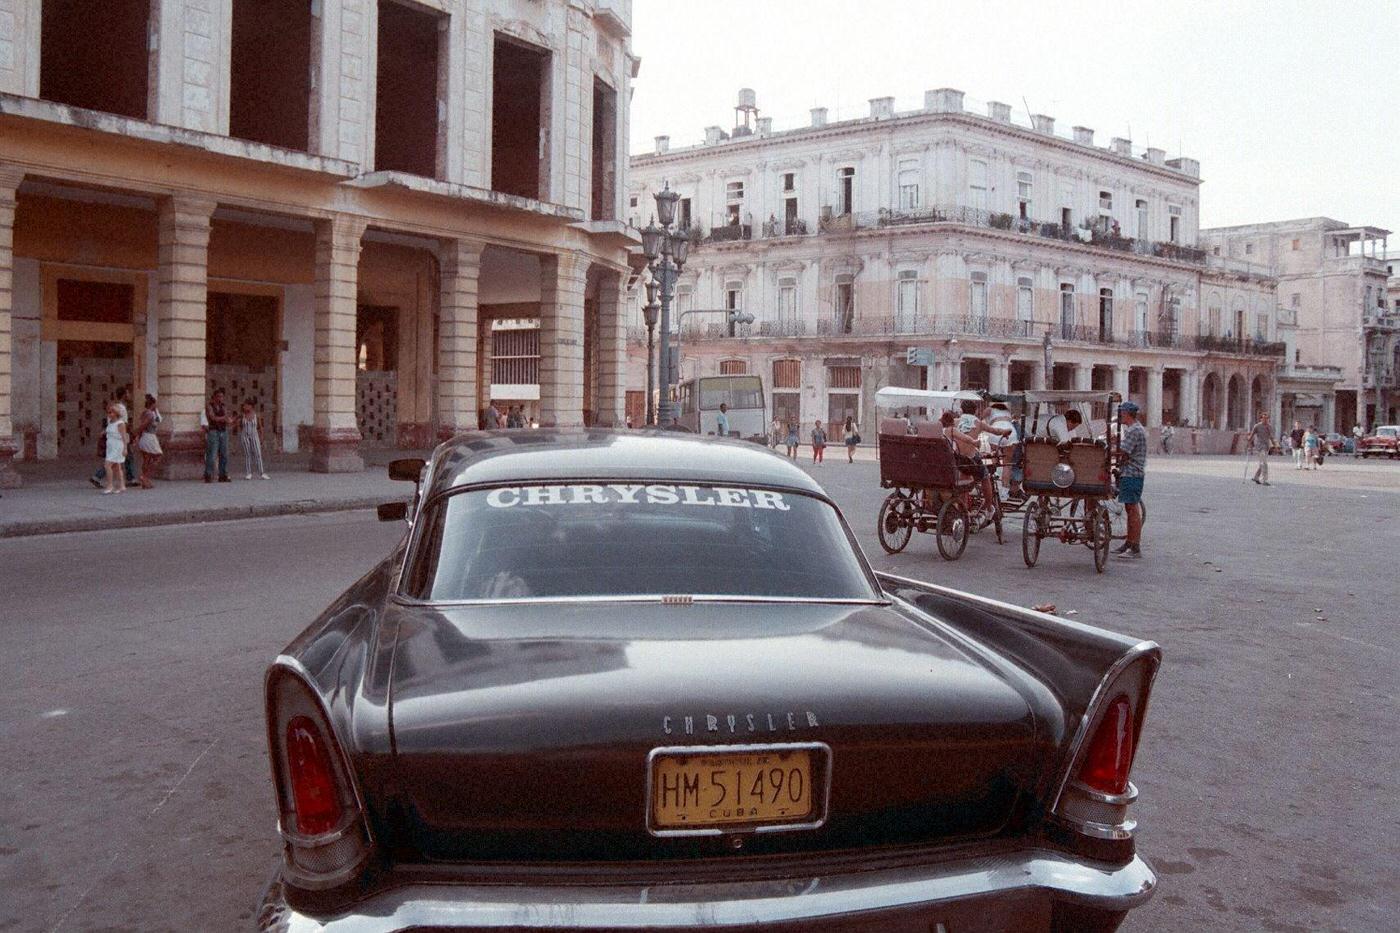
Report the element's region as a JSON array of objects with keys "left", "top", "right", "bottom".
[
  {"left": 0, "top": 0, "right": 637, "bottom": 485},
  {"left": 1200, "top": 219, "right": 1394, "bottom": 431},
  {"left": 628, "top": 88, "right": 1284, "bottom": 449}
]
